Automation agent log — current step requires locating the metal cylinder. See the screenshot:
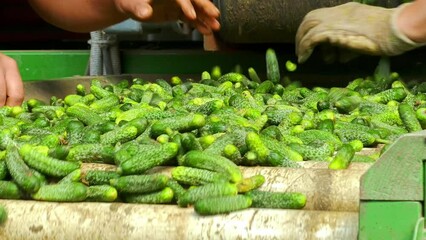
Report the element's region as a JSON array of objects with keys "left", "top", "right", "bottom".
[
  {"left": 0, "top": 200, "right": 358, "bottom": 240},
  {"left": 213, "top": 0, "right": 403, "bottom": 43},
  {"left": 150, "top": 164, "right": 371, "bottom": 212}
]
